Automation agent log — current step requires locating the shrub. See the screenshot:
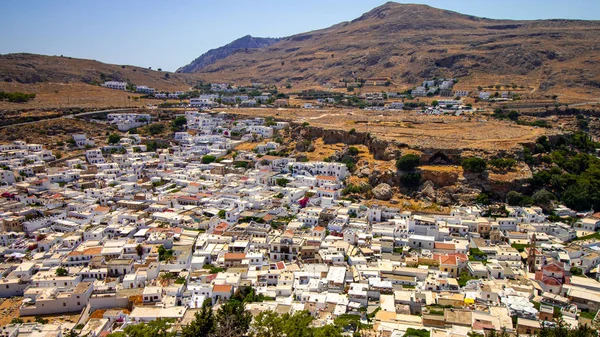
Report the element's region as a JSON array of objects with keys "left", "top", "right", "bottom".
[
  {"left": 172, "top": 116, "right": 187, "bottom": 128},
  {"left": 570, "top": 267, "right": 583, "bottom": 276},
  {"left": 400, "top": 172, "right": 421, "bottom": 187},
  {"left": 396, "top": 154, "right": 421, "bottom": 171},
  {"left": 489, "top": 158, "right": 516, "bottom": 171},
  {"left": 147, "top": 123, "right": 165, "bottom": 135},
  {"left": 506, "top": 191, "right": 533, "bottom": 206},
  {"left": 201, "top": 155, "right": 216, "bottom": 164},
  {"left": 276, "top": 178, "right": 289, "bottom": 187},
  {"left": 107, "top": 134, "right": 121, "bottom": 144},
  {"left": 475, "top": 193, "right": 490, "bottom": 205},
  {"left": 0, "top": 91, "right": 36, "bottom": 103},
  {"left": 461, "top": 157, "right": 487, "bottom": 173},
  {"left": 532, "top": 189, "right": 556, "bottom": 210}
]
